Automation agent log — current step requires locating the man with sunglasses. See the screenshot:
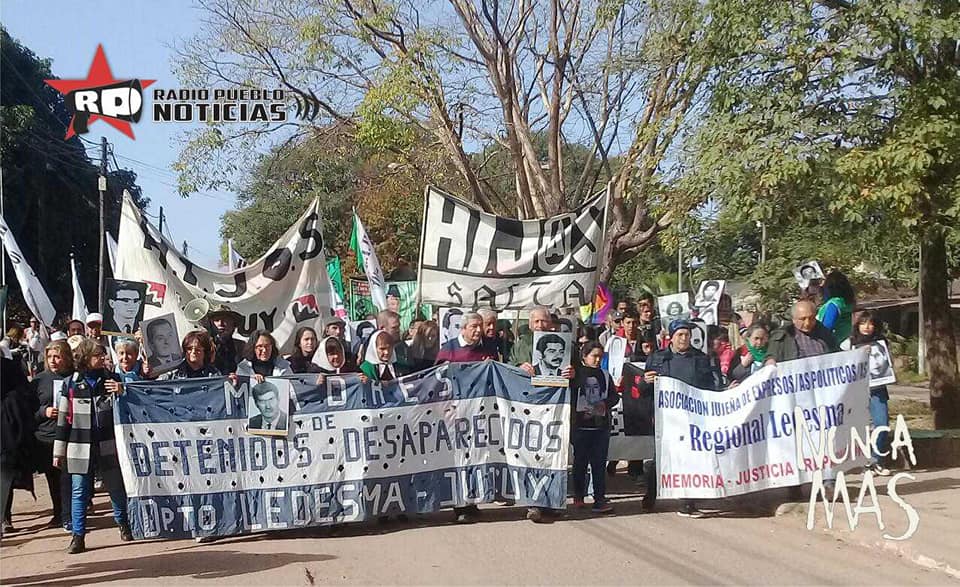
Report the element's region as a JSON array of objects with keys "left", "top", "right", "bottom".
[
  {"left": 105, "top": 285, "right": 143, "bottom": 335},
  {"left": 598, "top": 310, "right": 624, "bottom": 346}
]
